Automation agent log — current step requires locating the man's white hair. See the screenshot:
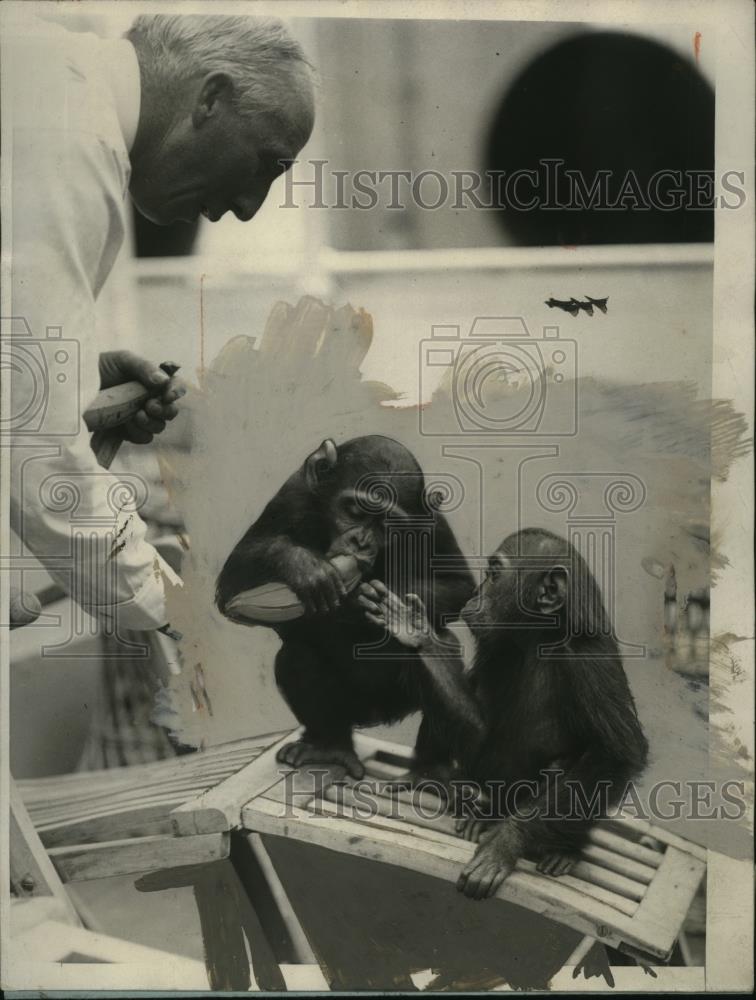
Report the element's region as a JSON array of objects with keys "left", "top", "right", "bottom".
[{"left": 127, "top": 14, "right": 314, "bottom": 139}]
